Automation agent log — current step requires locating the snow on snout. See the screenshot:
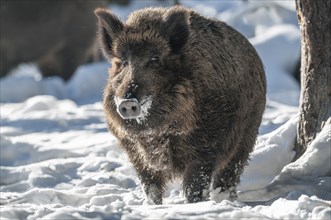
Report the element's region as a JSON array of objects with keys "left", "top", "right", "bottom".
[{"left": 114, "top": 96, "right": 153, "bottom": 124}]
